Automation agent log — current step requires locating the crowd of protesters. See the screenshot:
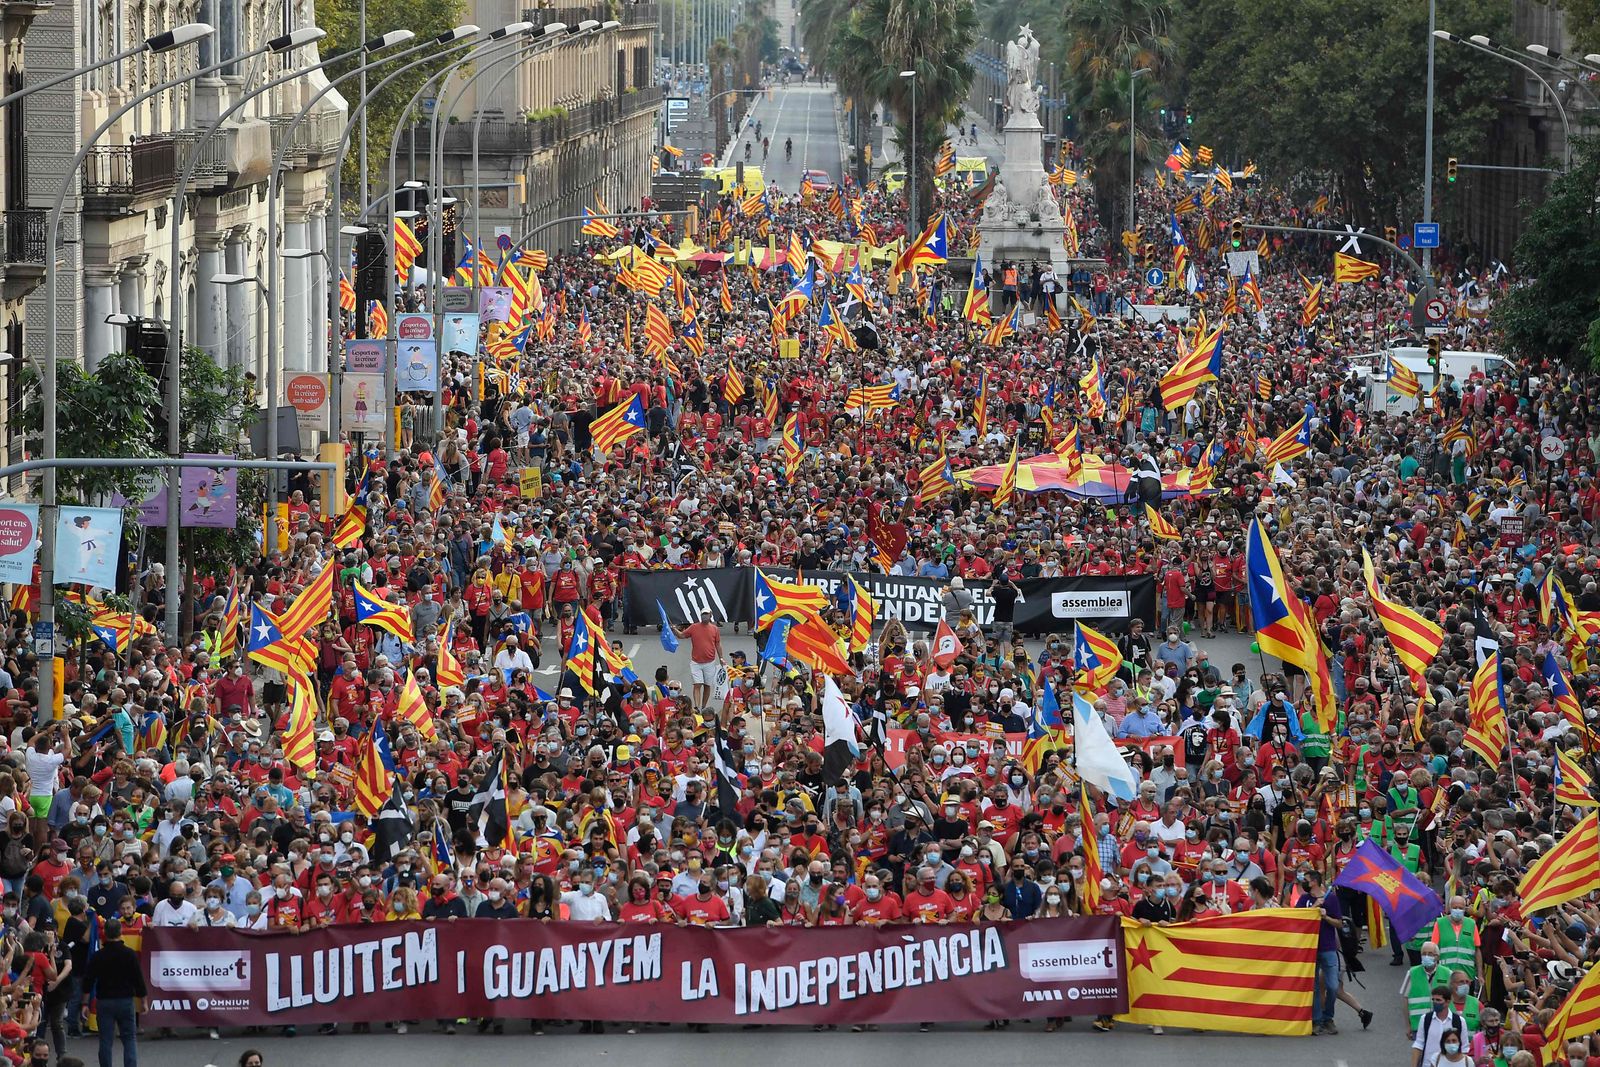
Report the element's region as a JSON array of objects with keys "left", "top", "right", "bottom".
[{"left": 0, "top": 97, "right": 1593, "bottom": 1067}]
